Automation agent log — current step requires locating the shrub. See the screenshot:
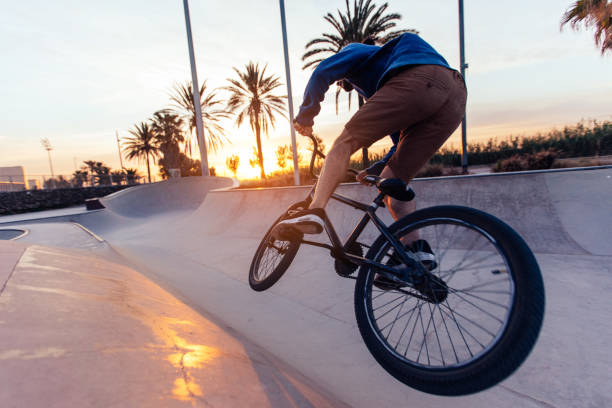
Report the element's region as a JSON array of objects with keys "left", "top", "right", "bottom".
[
  {"left": 526, "top": 150, "right": 557, "bottom": 170},
  {"left": 415, "top": 163, "right": 444, "bottom": 178},
  {"left": 493, "top": 150, "right": 558, "bottom": 172},
  {"left": 431, "top": 120, "right": 611, "bottom": 166},
  {"left": 493, "top": 155, "right": 526, "bottom": 172}
]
